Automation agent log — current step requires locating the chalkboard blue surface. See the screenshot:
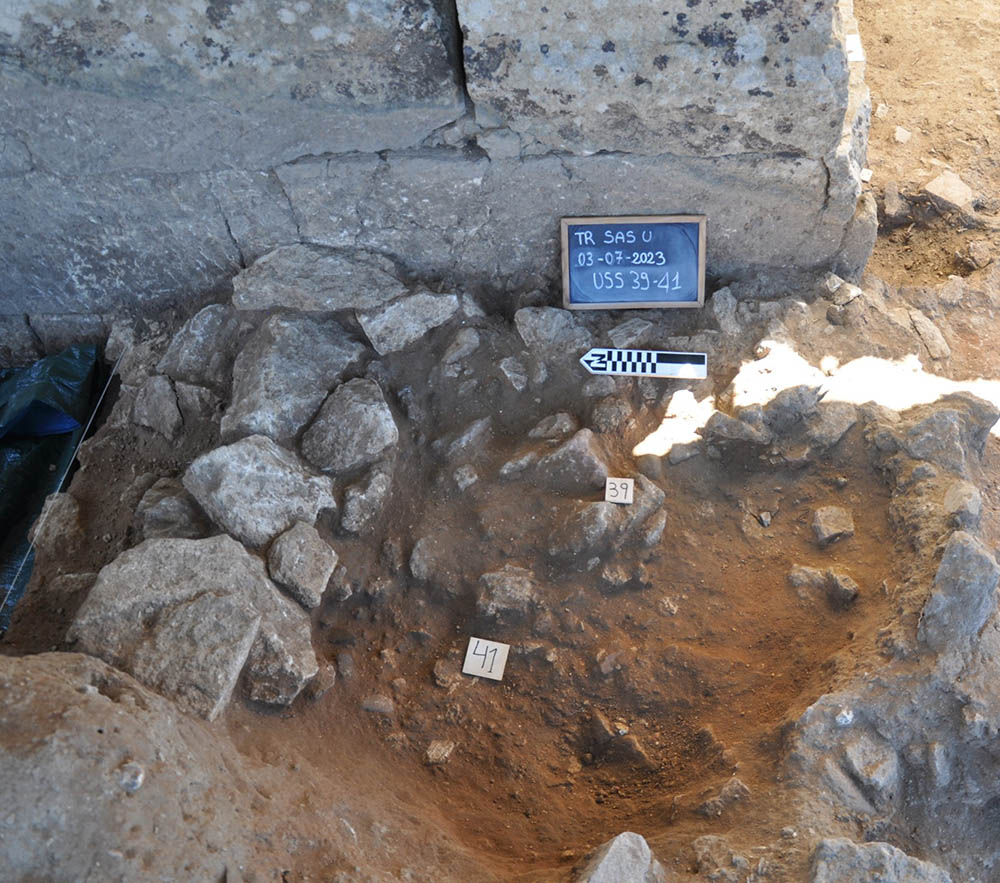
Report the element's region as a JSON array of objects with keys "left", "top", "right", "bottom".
[{"left": 561, "top": 215, "right": 706, "bottom": 310}]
